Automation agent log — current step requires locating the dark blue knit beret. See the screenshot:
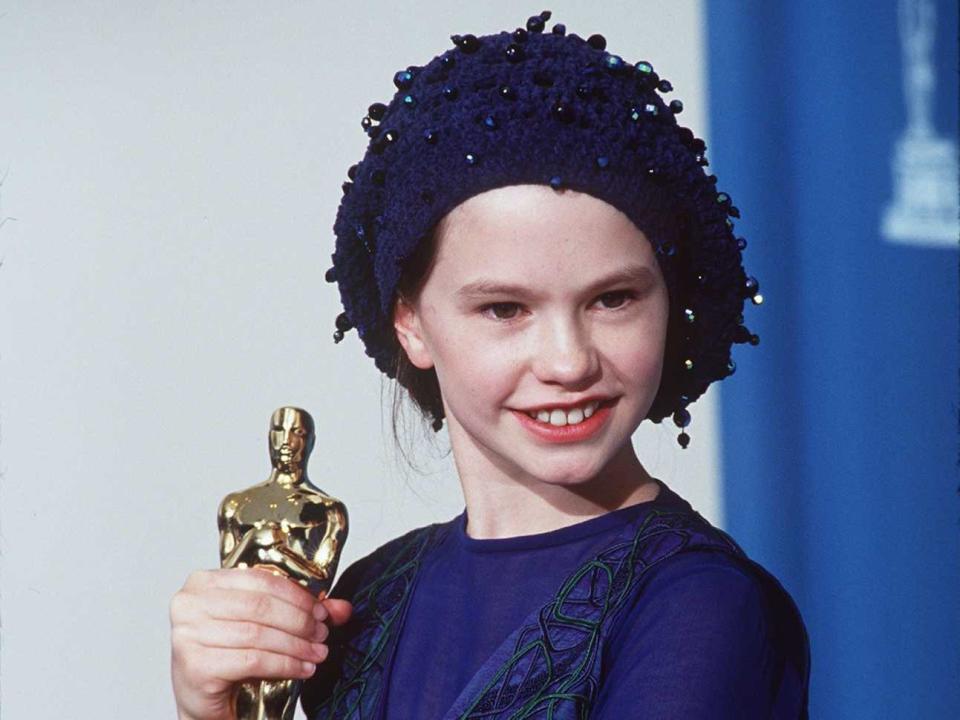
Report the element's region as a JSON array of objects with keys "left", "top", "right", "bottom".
[{"left": 326, "top": 10, "right": 763, "bottom": 447}]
